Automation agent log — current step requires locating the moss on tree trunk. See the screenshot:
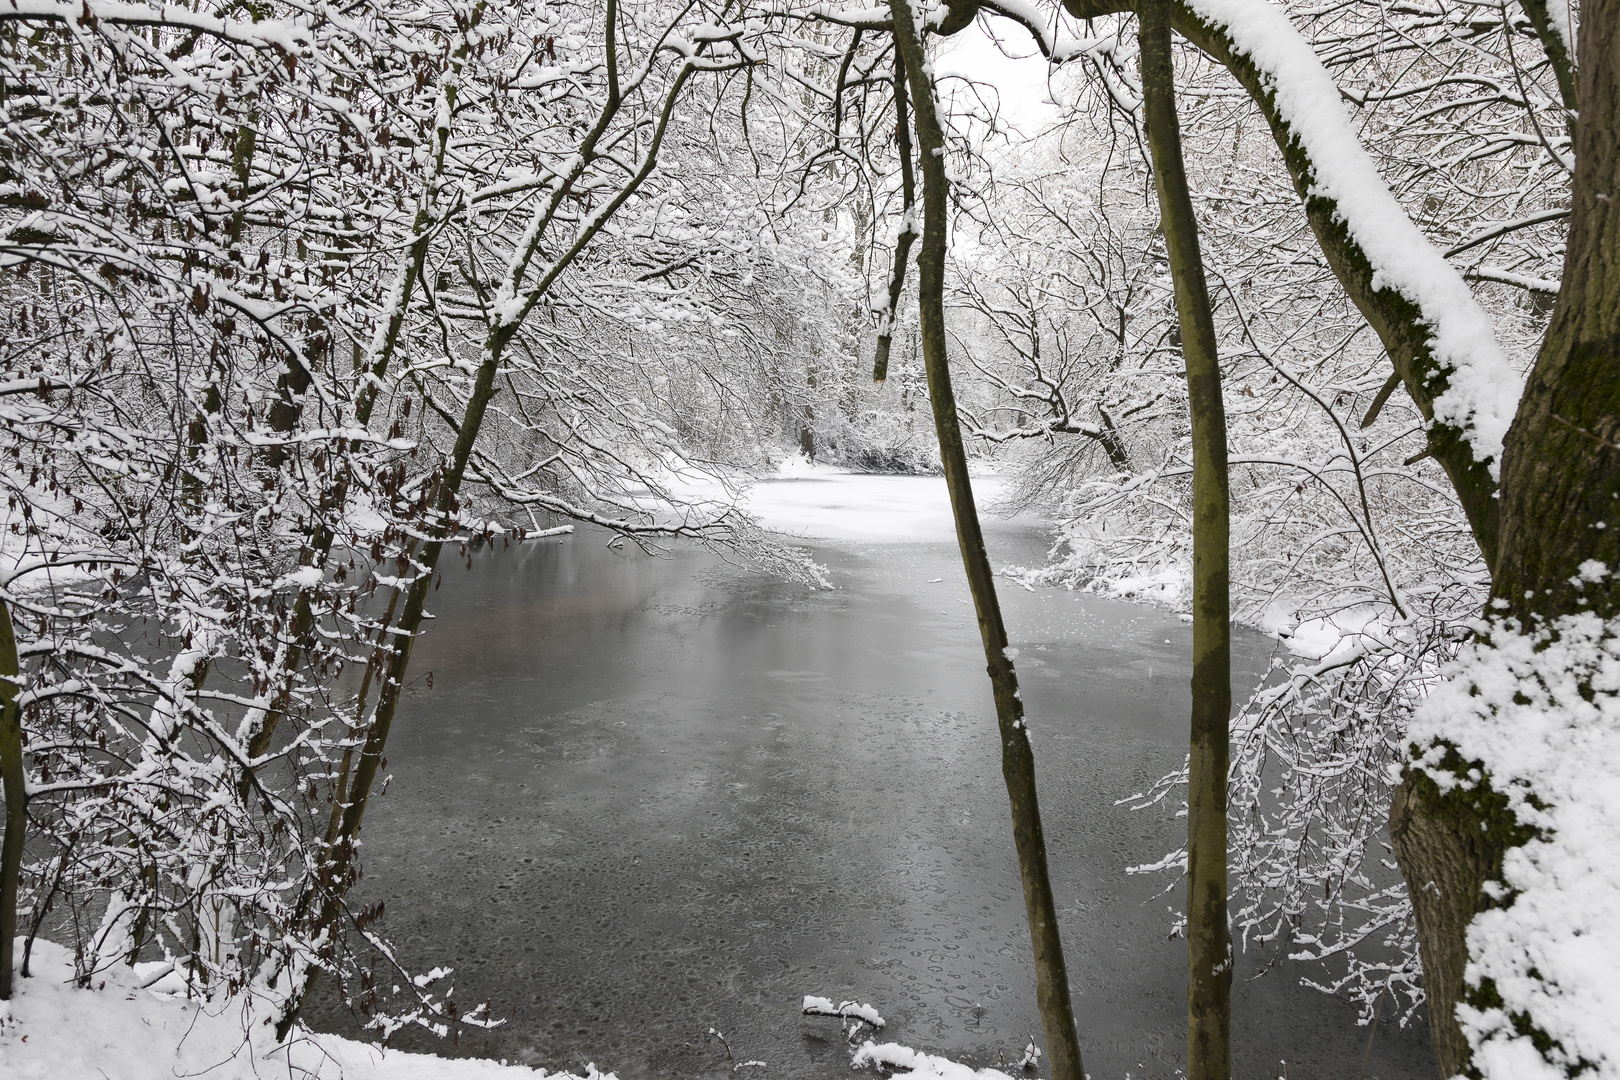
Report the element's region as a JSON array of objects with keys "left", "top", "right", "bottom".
[
  {"left": 1391, "top": 0, "right": 1620, "bottom": 1074},
  {"left": 1139, "top": 4, "right": 1233, "bottom": 1075}
]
